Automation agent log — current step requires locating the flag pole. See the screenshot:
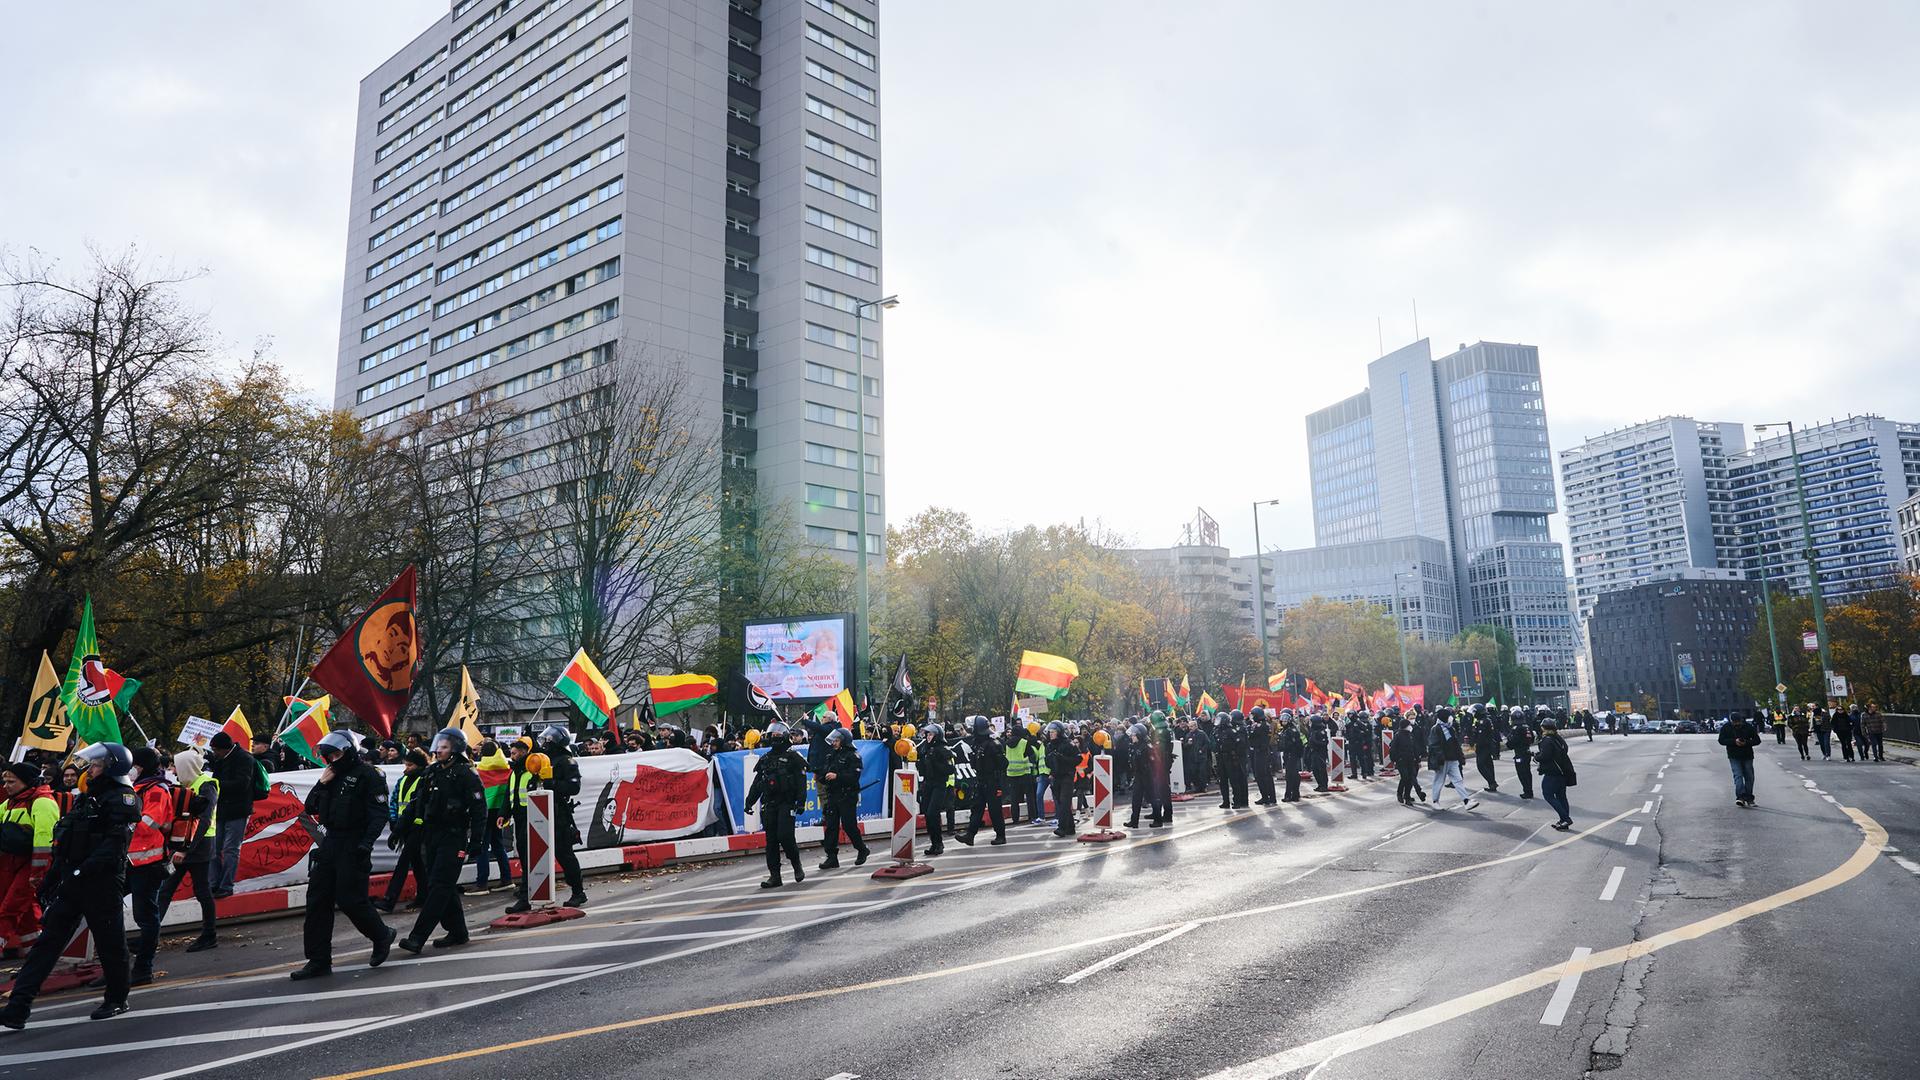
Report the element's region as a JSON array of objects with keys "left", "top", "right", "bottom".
[
  {"left": 122, "top": 706, "right": 154, "bottom": 748},
  {"left": 273, "top": 675, "right": 314, "bottom": 737}
]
